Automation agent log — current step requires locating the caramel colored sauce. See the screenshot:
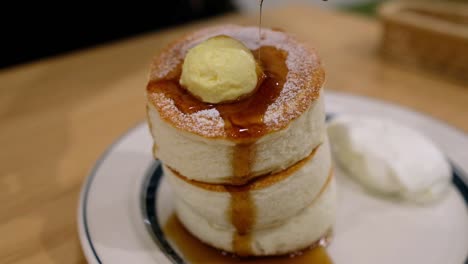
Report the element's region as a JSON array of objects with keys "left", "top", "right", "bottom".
[
  {"left": 147, "top": 44, "right": 288, "bottom": 181},
  {"left": 168, "top": 146, "right": 330, "bottom": 257},
  {"left": 151, "top": 44, "right": 290, "bottom": 257},
  {"left": 226, "top": 184, "right": 256, "bottom": 256},
  {"left": 170, "top": 166, "right": 334, "bottom": 257},
  {"left": 229, "top": 46, "right": 287, "bottom": 192},
  {"left": 168, "top": 145, "right": 320, "bottom": 191},
  {"left": 163, "top": 214, "right": 333, "bottom": 264},
  {"left": 258, "top": 0, "right": 264, "bottom": 60},
  {"left": 232, "top": 143, "right": 255, "bottom": 180},
  {"left": 147, "top": 46, "right": 288, "bottom": 140}
]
